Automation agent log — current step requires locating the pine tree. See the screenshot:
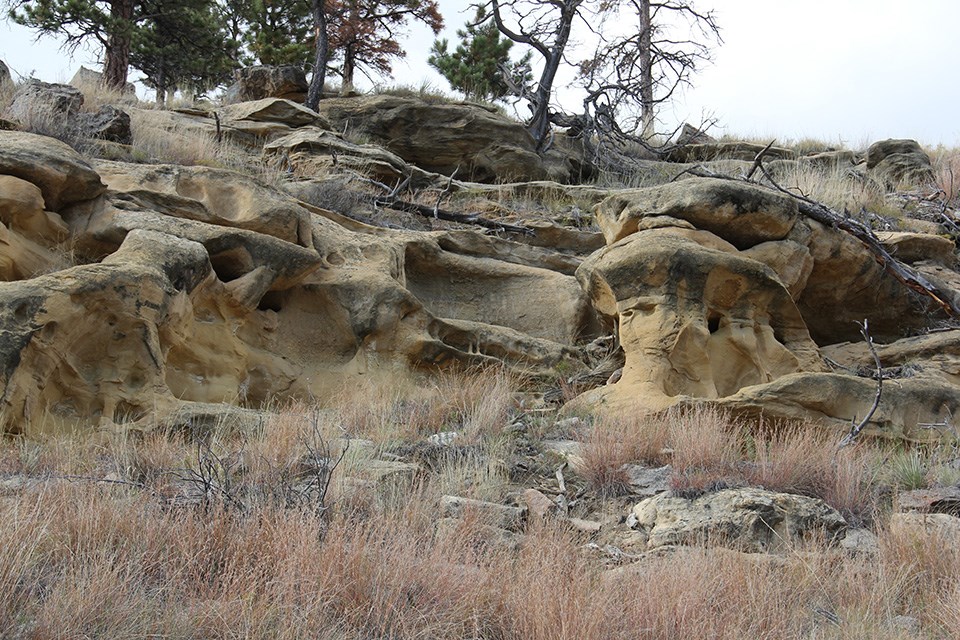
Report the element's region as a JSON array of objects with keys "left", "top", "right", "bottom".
[
  {"left": 326, "top": 0, "right": 443, "bottom": 92},
  {"left": 9, "top": 0, "right": 239, "bottom": 91},
  {"left": 130, "top": 0, "right": 238, "bottom": 104},
  {"left": 227, "top": 0, "right": 313, "bottom": 67},
  {"left": 428, "top": 7, "right": 531, "bottom": 103}
]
